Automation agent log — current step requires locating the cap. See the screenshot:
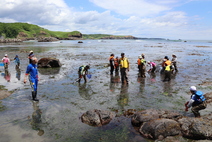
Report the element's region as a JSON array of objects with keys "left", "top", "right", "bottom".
[
  {"left": 190, "top": 86, "right": 196, "bottom": 91},
  {"left": 86, "top": 65, "right": 90, "bottom": 69},
  {"left": 5, "top": 54, "right": 7, "bottom": 56},
  {"left": 30, "top": 50, "right": 33, "bottom": 53}
]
